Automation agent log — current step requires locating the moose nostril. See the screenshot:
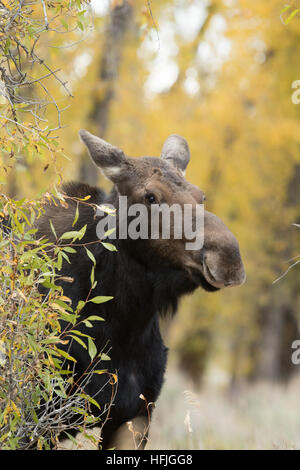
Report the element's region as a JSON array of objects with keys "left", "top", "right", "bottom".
[{"left": 202, "top": 253, "right": 225, "bottom": 288}]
